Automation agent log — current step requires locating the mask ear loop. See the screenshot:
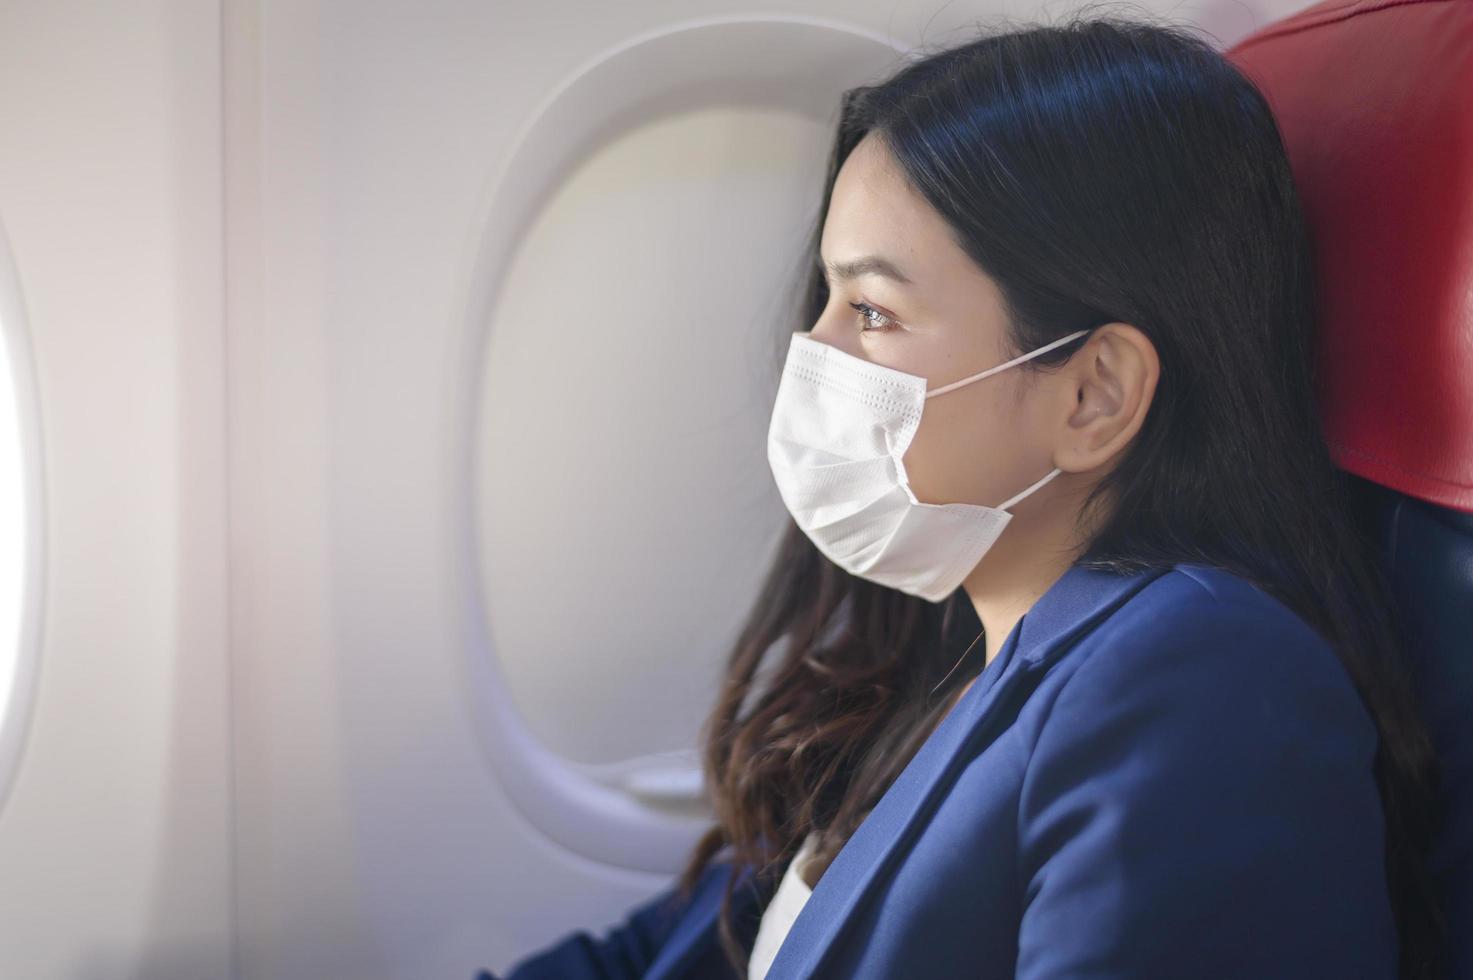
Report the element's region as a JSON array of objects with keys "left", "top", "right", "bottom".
[
  {"left": 998, "top": 465, "right": 1065, "bottom": 511},
  {"left": 924, "top": 328, "right": 1092, "bottom": 398}
]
